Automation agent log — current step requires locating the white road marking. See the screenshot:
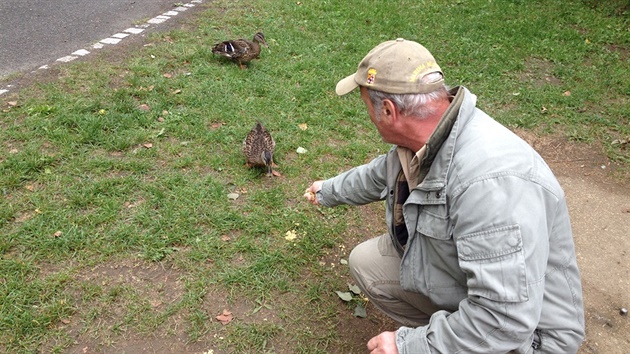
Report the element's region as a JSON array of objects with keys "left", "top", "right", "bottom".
[
  {"left": 124, "top": 27, "right": 145, "bottom": 34},
  {"left": 0, "top": 0, "right": 204, "bottom": 95},
  {"left": 57, "top": 55, "right": 78, "bottom": 62},
  {"left": 72, "top": 49, "right": 90, "bottom": 56},
  {"left": 100, "top": 37, "right": 122, "bottom": 44}
]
